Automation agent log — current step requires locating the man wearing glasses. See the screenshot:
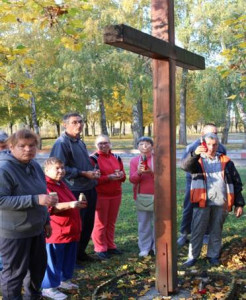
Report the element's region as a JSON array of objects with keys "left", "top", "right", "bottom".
[{"left": 50, "top": 112, "right": 100, "bottom": 262}]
